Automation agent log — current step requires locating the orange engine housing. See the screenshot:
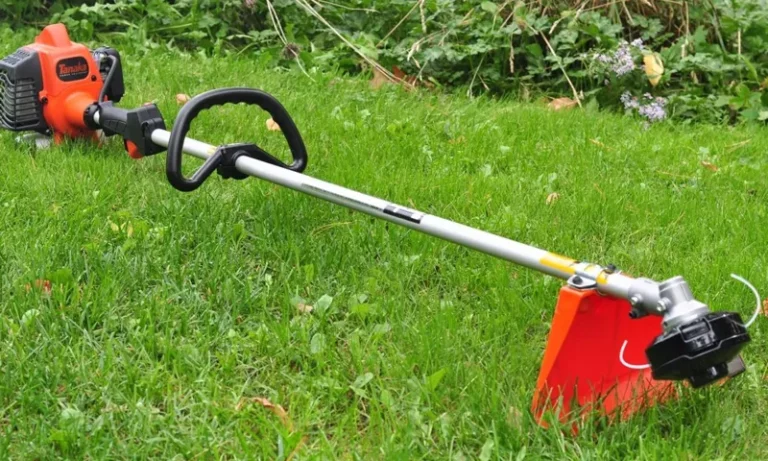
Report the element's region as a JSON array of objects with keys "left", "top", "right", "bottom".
[{"left": 24, "top": 24, "right": 104, "bottom": 142}]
